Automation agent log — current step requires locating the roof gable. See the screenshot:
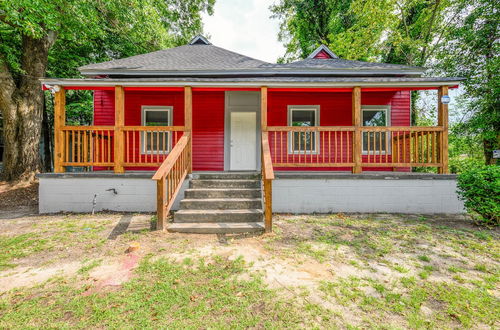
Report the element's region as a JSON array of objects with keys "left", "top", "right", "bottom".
[
  {"left": 189, "top": 35, "right": 211, "bottom": 45},
  {"left": 307, "top": 45, "right": 338, "bottom": 59}
]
